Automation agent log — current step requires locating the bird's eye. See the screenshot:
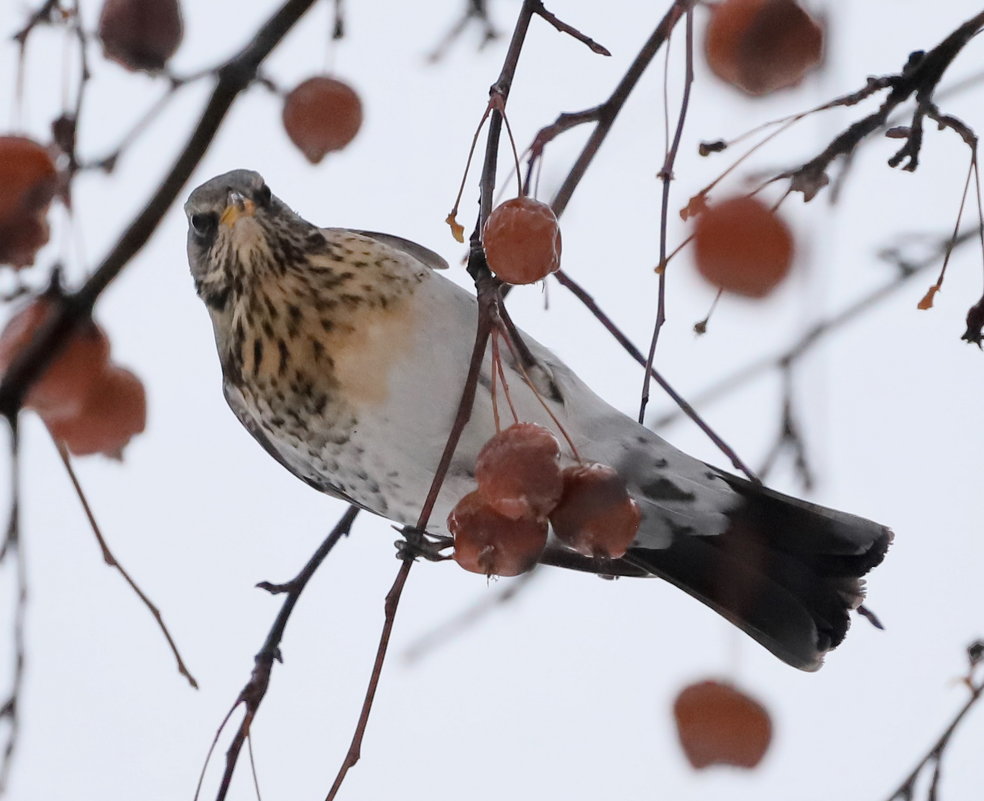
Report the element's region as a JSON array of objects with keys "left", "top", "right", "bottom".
[
  {"left": 190, "top": 212, "right": 218, "bottom": 241},
  {"left": 254, "top": 183, "right": 272, "bottom": 207}
]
